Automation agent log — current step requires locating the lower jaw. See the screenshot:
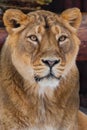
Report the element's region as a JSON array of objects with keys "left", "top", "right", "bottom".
[{"left": 37, "top": 77, "right": 60, "bottom": 90}]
